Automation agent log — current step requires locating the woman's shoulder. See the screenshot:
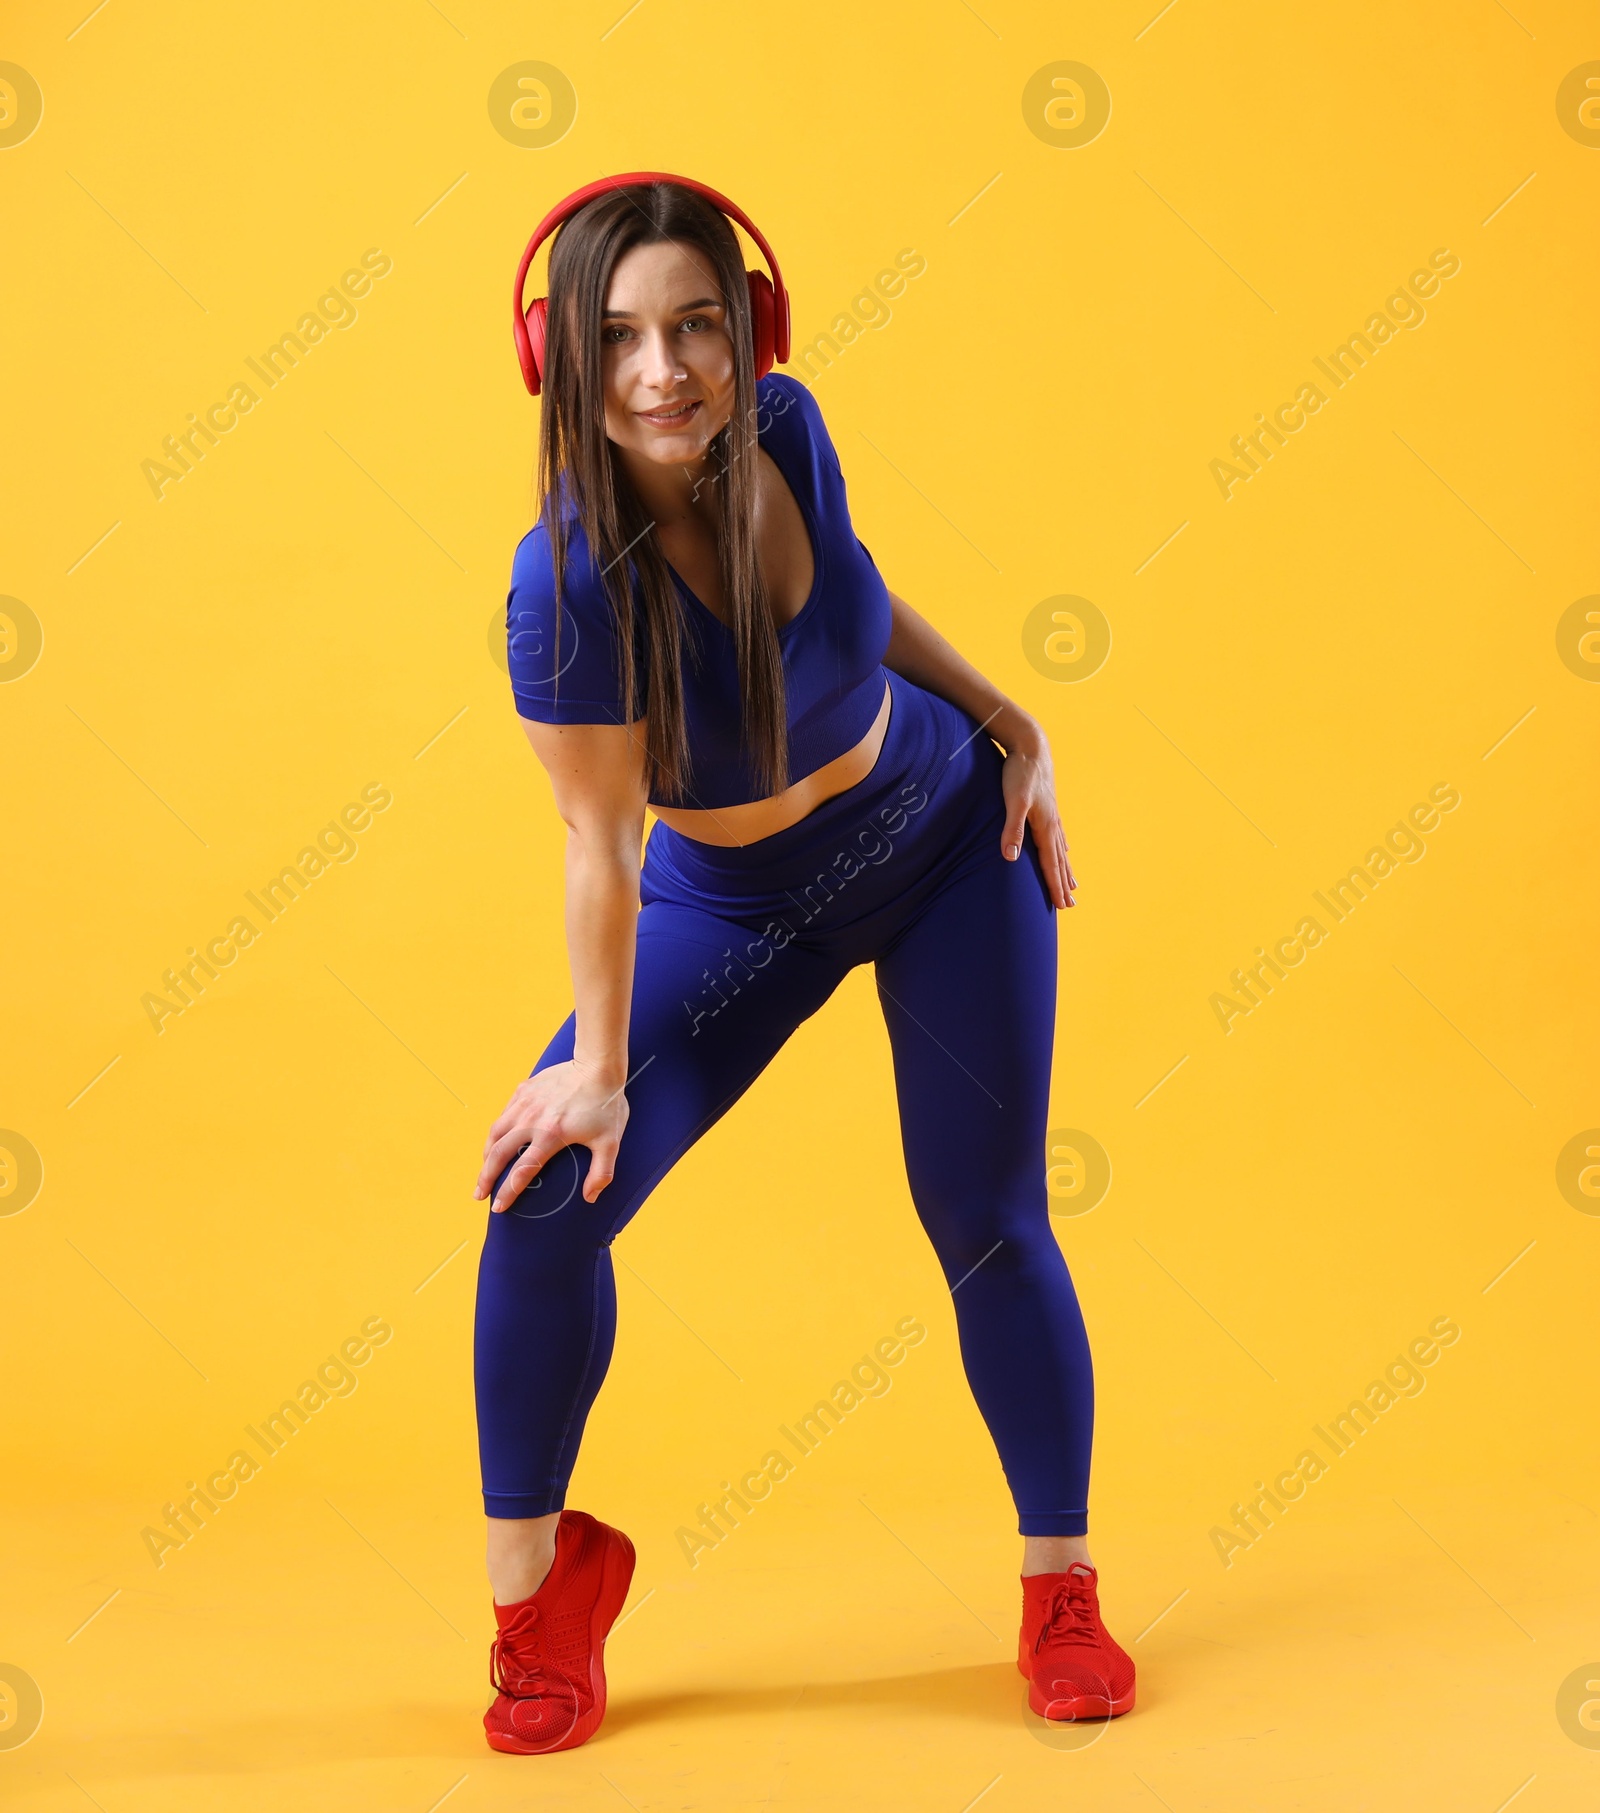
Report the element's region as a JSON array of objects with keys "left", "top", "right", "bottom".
[
  {"left": 509, "top": 502, "right": 611, "bottom": 617},
  {"left": 758, "top": 369, "right": 825, "bottom": 433},
  {"left": 757, "top": 371, "right": 843, "bottom": 477},
  {"left": 505, "top": 502, "right": 637, "bottom": 720},
  {"left": 509, "top": 514, "right": 557, "bottom": 591}
]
